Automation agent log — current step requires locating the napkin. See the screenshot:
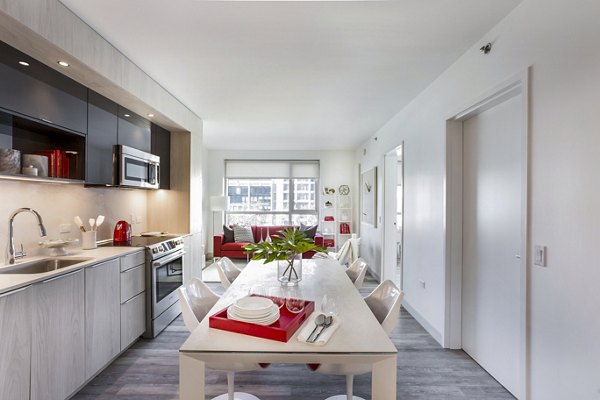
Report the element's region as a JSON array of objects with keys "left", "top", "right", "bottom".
[{"left": 297, "top": 313, "right": 342, "bottom": 346}]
